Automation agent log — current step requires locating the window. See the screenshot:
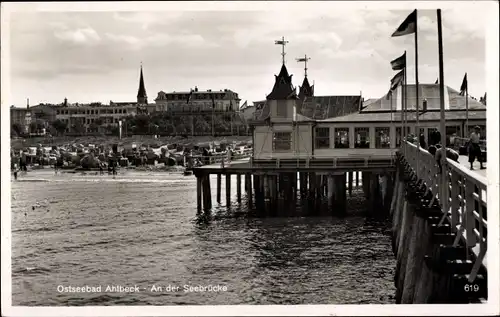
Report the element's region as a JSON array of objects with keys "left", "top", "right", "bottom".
[
  {"left": 354, "top": 127, "right": 370, "bottom": 148},
  {"left": 375, "top": 127, "right": 391, "bottom": 148},
  {"left": 315, "top": 127, "right": 330, "bottom": 149},
  {"left": 273, "top": 132, "right": 292, "bottom": 151},
  {"left": 276, "top": 100, "right": 287, "bottom": 117},
  {"left": 335, "top": 128, "right": 349, "bottom": 148}
]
